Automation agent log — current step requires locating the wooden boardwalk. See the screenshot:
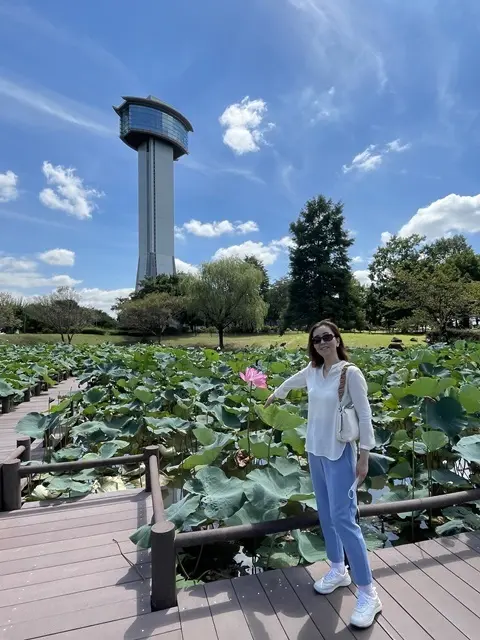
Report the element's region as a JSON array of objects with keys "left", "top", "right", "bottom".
[
  {"left": 0, "top": 488, "right": 479, "bottom": 639},
  {"left": 0, "top": 378, "right": 80, "bottom": 461}
]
